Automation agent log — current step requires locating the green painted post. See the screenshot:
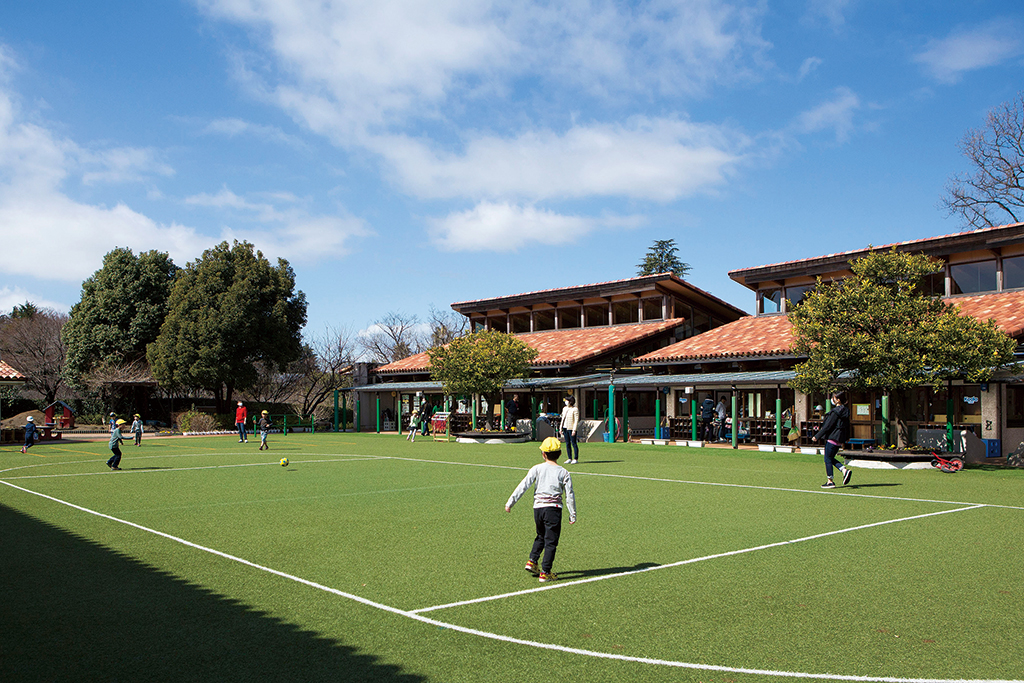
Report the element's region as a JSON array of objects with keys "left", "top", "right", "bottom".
[
  {"left": 355, "top": 396, "right": 360, "bottom": 433},
  {"left": 881, "top": 395, "right": 890, "bottom": 446},
  {"left": 283, "top": 414, "right": 288, "bottom": 436},
  {"left": 655, "top": 391, "right": 661, "bottom": 440},
  {"left": 691, "top": 397, "right": 697, "bottom": 441},
  {"left": 471, "top": 396, "right": 477, "bottom": 431},
  {"left": 311, "top": 413, "right": 315, "bottom": 434},
  {"left": 622, "top": 392, "right": 629, "bottom": 442},
  {"left": 608, "top": 384, "right": 615, "bottom": 442},
  {"left": 397, "top": 393, "right": 403, "bottom": 437},
  {"left": 776, "top": 397, "right": 782, "bottom": 446},
  {"left": 946, "top": 389, "right": 954, "bottom": 452},
  {"left": 375, "top": 394, "right": 381, "bottom": 434},
  {"left": 731, "top": 392, "right": 738, "bottom": 449},
  {"left": 333, "top": 390, "right": 339, "bottom": 432},
  {"left": 592, "top": 396, "right": 598, "bottom": 425}
]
